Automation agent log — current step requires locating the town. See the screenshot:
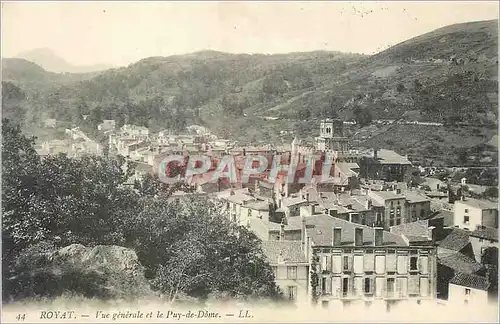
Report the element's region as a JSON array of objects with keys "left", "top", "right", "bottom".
[{"left": 35, "top": 116, "right": 499, "bottom": 310}]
